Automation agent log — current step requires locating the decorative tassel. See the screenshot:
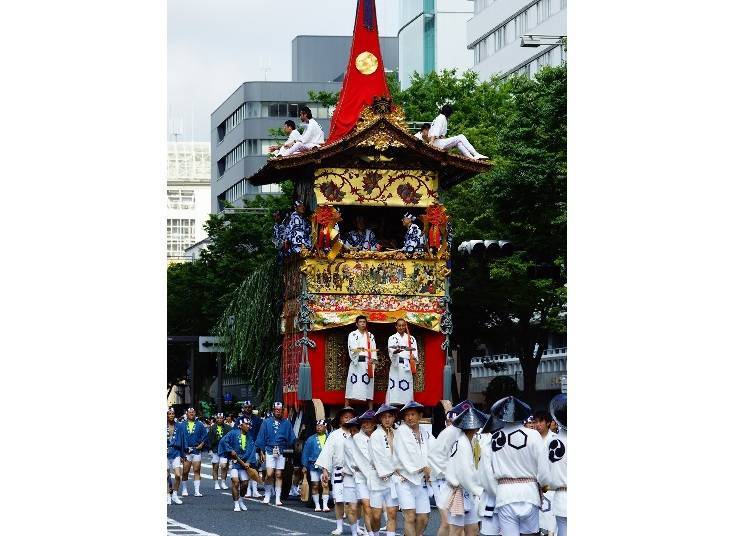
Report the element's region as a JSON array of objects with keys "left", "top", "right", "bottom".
[
  {"left": 443, "top": 360, "right": 453, "bottom": 401},
  {"left": 298, "top": 361, "right": 312, "bottom": 401}
]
